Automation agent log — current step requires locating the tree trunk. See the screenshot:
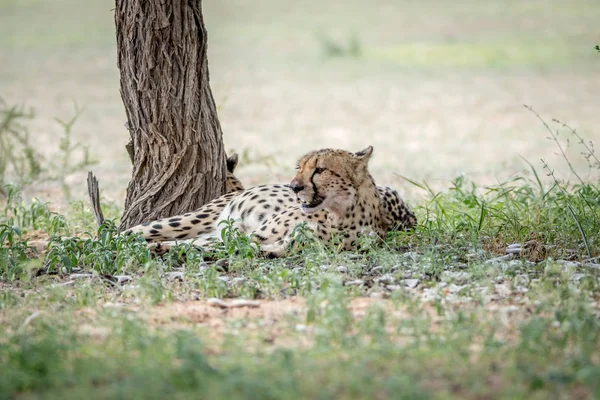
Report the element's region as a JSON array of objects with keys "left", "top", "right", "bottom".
[{"left": 115, "top": 0, "right": 226, "bottom": 231}]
